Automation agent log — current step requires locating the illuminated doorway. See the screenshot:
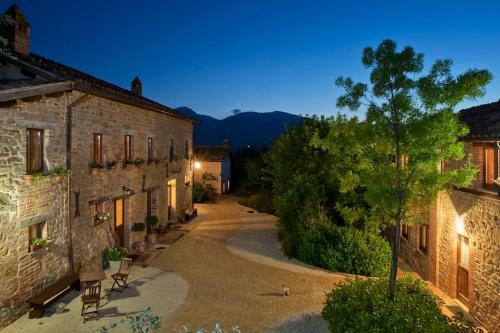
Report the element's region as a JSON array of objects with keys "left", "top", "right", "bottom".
[
  {"left": 168, "top": 179, "right": 176, "bottom": 220},
  {"left": 114, "top": 199, "right": 125, "bottom": 247},
  {"left": 457, "top": 234, "right": 470, "bottom": 305}
]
